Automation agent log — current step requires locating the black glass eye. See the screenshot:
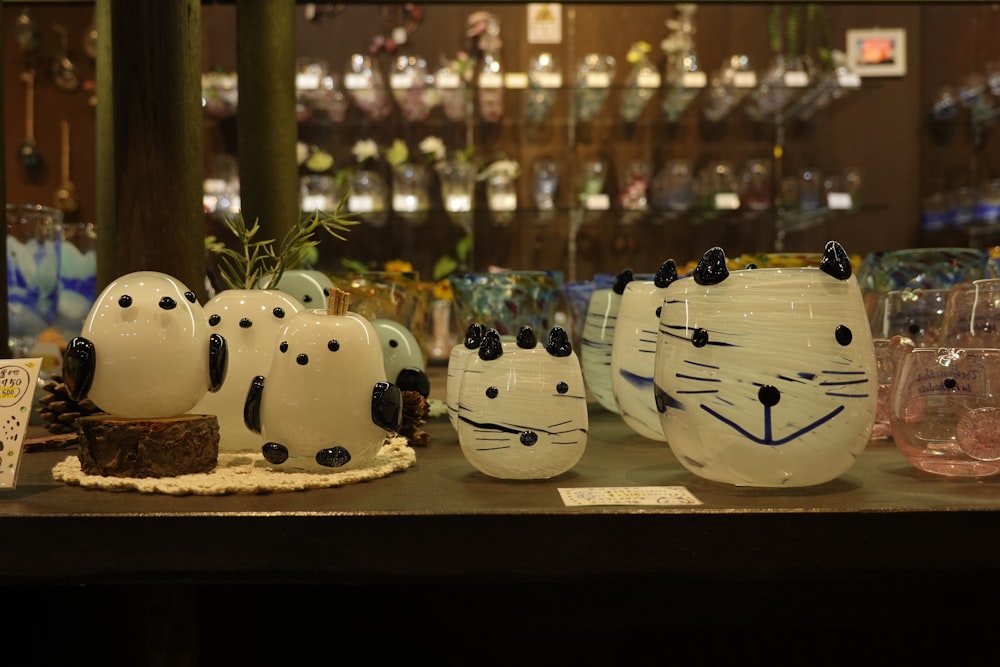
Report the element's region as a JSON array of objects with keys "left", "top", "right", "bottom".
[
  {"left": 389, "top": 339, "right": 399, "bottom": 348},
  {"left": 239, "top": 318, "right": 252, "bottom": 329},
  {"left": 655, "top": 306, "right": 662, "bottom": 318},
  {"left": 273, "top": 307, "right": 286, "bottom": 319},
  {"left": 835, "top": 325, "right": 853, "bottom": 346},
  {"left": 184, "top": 291, "right": 197, "bottom": 303},
  {"left": 486, "top": 386, "right": 498, "bottom": 399},
  {"left": 208, "top": 314, "right": 221, "bottom": 326},
  {"left": 118, "top": 295, "right": 133, "bottom": 308},
  {"left": 323, "top": 288, "right": 330, "bottom": 296},
  {"left": 944, "top": 377, "right": 957, "bottom": 389},
  {"left": 296, "top": 353, "right": 308, "bottom": 366},
  {"left": 556, "top": 382, "right": 568, "bottom": 394},
  {"left": 692, "top": 328, "right": 709, "bottom": 347},
  {"left": 328, "top": 340, "right": 340, "bottom": 352},
  {"left": 279, "top": 342, "right": 288, "bottom": 353},
  {"left": 159, "top": 296, "right": 177, "bottom": 310},
  {"left": 303, "top": 295, "right": 313, "bottom": 303}
]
